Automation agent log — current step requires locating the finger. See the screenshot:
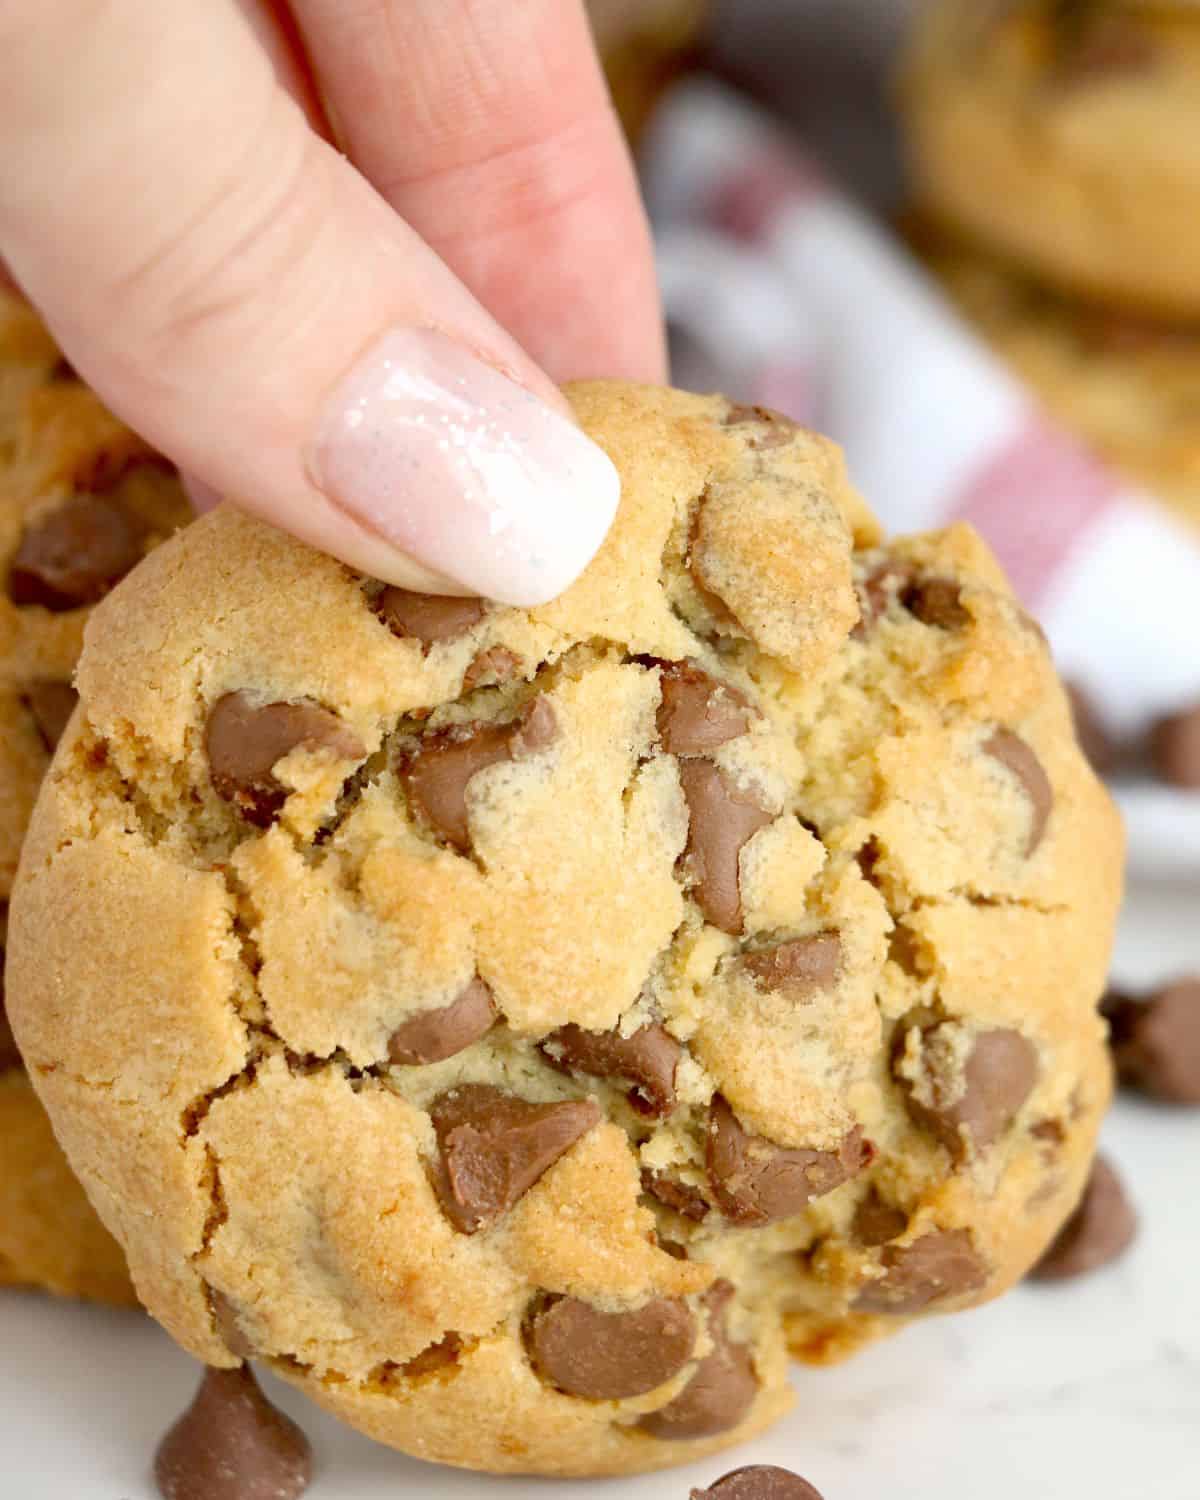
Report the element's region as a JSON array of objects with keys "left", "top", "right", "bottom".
[
  {"left": 287, "top": 0, "right": 666, "bottom": 384},
  {"left": 0, "top": 1, "right": 618, "bottom": 605}
]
